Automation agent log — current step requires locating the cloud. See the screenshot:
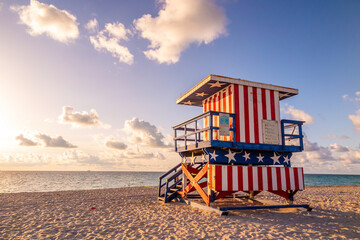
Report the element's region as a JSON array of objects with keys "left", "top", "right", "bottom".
[
  {"left": 290, "top": 136, "right": 360, "bottom": 173},
  {"left": 125, "top": 117, "right": 172, "bottom": 148},
  {"left": 155, "top": 152, "right": 165, "bottom": 160},
  {"left": 325, "top": 134, "right": 349, "bottom": 139},
  {"left": 11, "top": 0, "right": 79, "bottom": 43},
  {"left": 329, "top": 143, "right": 349, "bottom": 152},
  {"left": 15, "top": 134, "right": 39, "bottom": 146},
  {"left": 0, "top": 153, "right": 53, "bottom": 167},
  {"left": 58, "top": 149, "right": 105, "bottom": 165},
  {"left": 282, "top": 105, "right": 314, "bottom": 124},
  {"left": 105, "top": 138, "right": 127, "bottom": 150},
  {"left": 16, "top": 132, "right": 76, "bottom": 148},
  {"left": 59, "top": 106, "right": 109, "bottom": 128},
  {"left": 134, "top": 0, "right": 227, "bottom": 64},
  {"left": 349, "top": 110, "right": 360, "bottom": 132},
  {"left": 302, "top": 137, "right": 334, "bottom": 160},
  {"left": 36, "top": 133, "right": 77, "bottom": 148},
  {"left": 343, "top": 91, "right": 360, "bottom": 102},
  {"left": 89, "top": 20, "right": 134, "bottom": 65},
  {"left": 338, "top": 149, "right": 360, "bottom": 164},
  {"left": 85, "top": 18, "right": 99, "bottom": 33},
  {"left": 111, "top": 146, "right": 166, "bottom": 160}
]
